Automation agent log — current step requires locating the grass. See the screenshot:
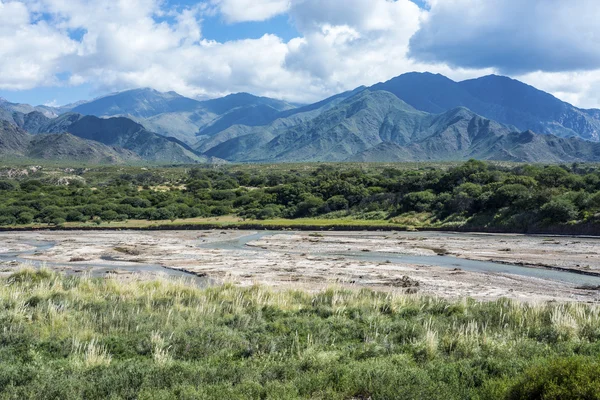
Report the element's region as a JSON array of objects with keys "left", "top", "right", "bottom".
[
  {"left": 0, "top": 268, "right": 599, "bottom": 399},
  {"left": 2, "top": 215, "right": 424, "bottom": 231}
]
